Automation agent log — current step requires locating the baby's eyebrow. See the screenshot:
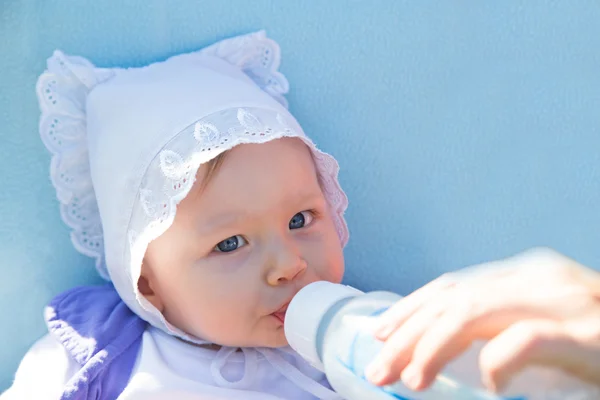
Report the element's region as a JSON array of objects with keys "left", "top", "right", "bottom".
[
  {"left": 200, "top": 211, "right": 250, "bottom": 234},
  {"left": 280, "top": 190, "right": 325, "bottom": 210},
  {"left": 197, "top": 191, "right": 324, "bottom": 234}
]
